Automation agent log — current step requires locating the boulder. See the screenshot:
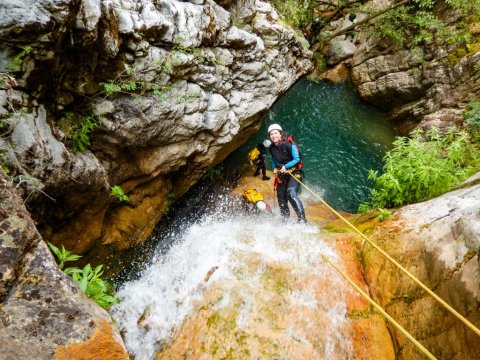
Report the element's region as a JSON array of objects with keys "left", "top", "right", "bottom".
[{"left": 0, "top": 170, "right": 127, "bottom": 360}]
